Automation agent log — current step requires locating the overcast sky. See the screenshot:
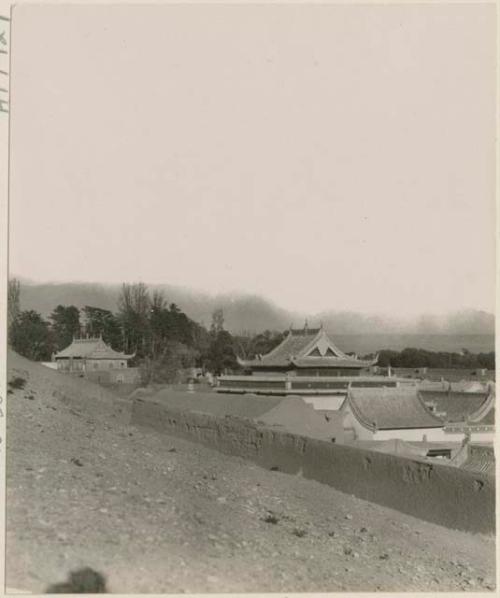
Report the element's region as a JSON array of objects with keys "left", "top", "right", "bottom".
[{"left": 10, "top": 3, "right": 496, "bottom": 316}]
